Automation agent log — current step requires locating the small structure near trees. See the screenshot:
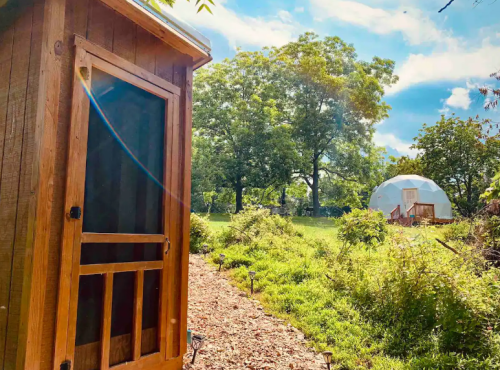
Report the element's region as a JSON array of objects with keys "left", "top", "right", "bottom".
[
  {"left": 369, "top": 175, "right": 453, "bottom": 224},
  {"left": 0, "top": 0, "right": 211, "bottom": 369}
]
